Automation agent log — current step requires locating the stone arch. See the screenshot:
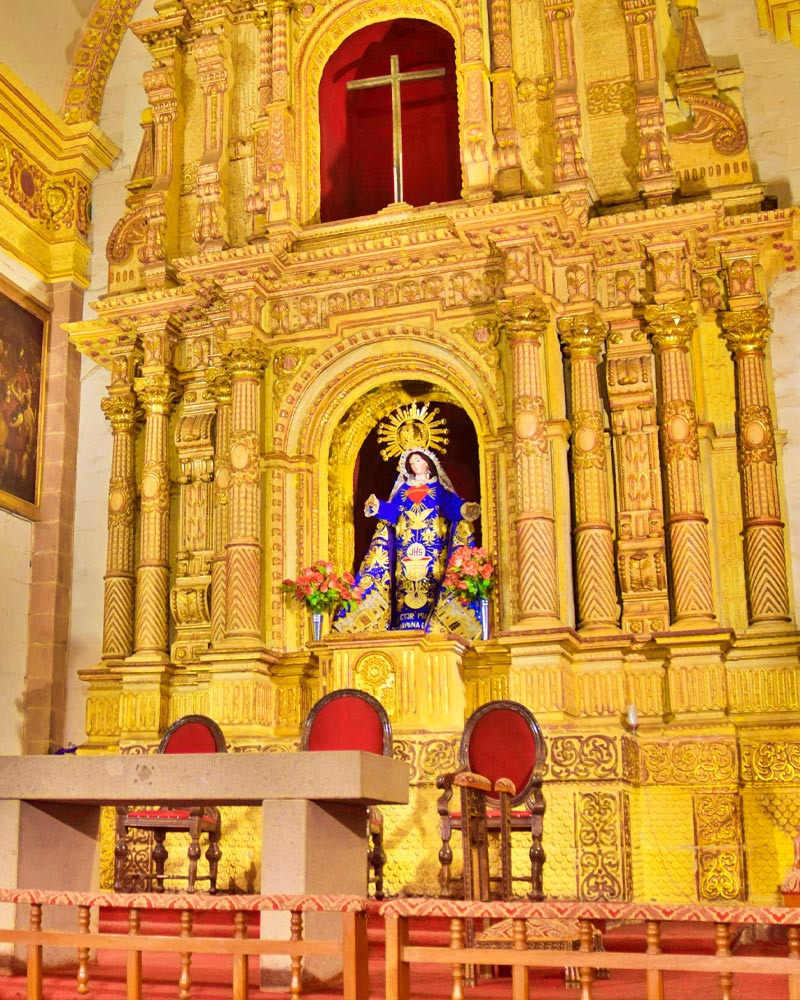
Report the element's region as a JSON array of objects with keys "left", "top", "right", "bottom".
[{"left": 295, "top": 0, "right": 467, "bottom": 224}]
